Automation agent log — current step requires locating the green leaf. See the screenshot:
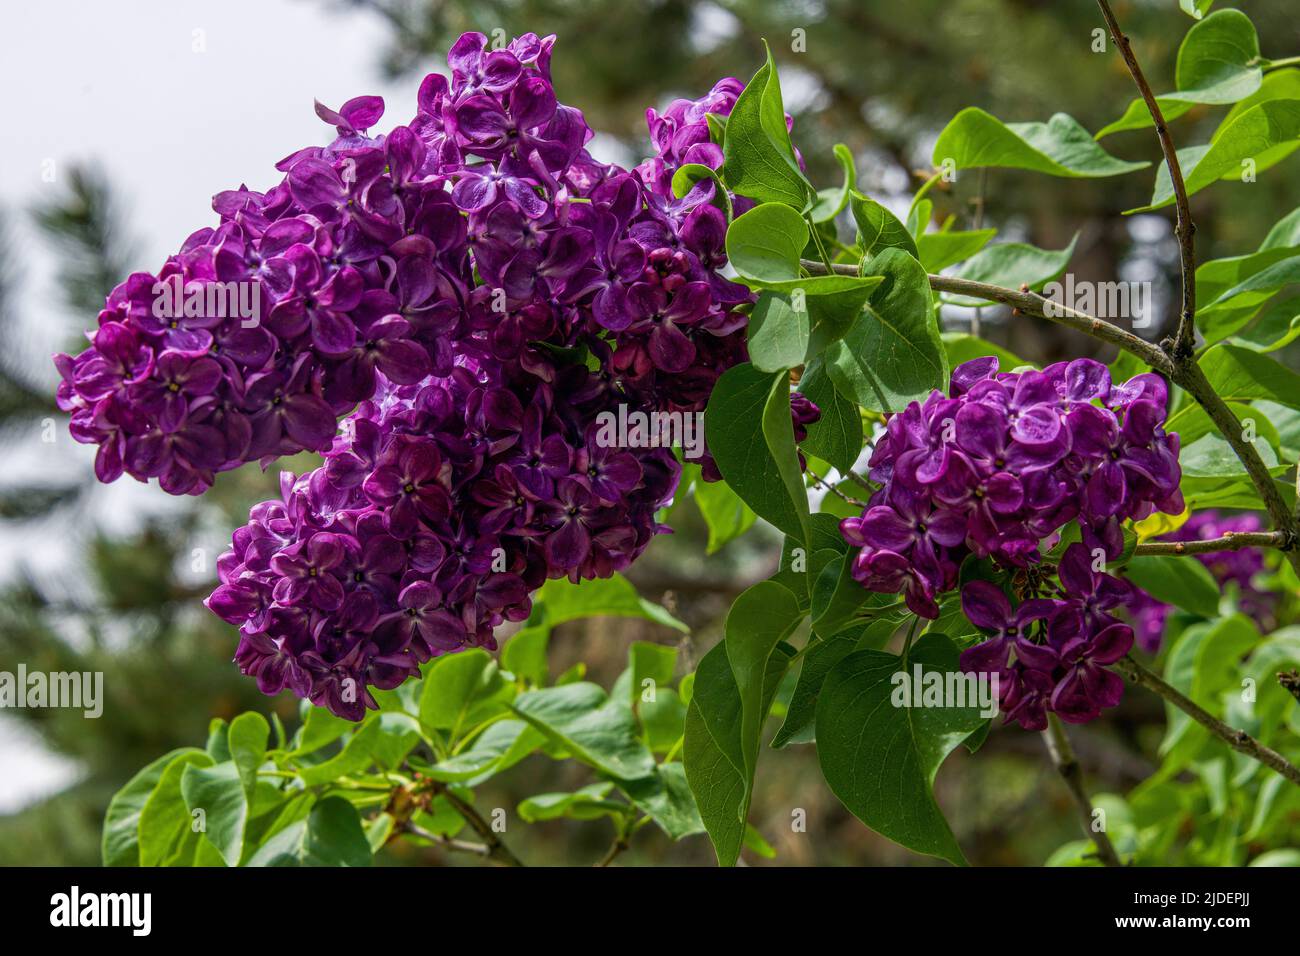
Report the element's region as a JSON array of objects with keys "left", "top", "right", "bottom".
[
  {"left": 139, "top": 751, "right": 215, "bottom": 866},
  {"left": 705, "top": 362, "right": 811, "bottom": 539},
  {"left": 826, "top": 247, "right": 946, "bottom": 413},
  {"left": 850, "top": 192, "right": 919, "bottom": 260},
  {"left": 1206, "top": 252, "right": 1300, "bottom": 315},
  {"left": 293, "top": 704, "right": 354, "bottom": 755},
  {"left": 639, "top": 688, "right": 687, "bottom": 753},
  {"left": 1166, "top": 400, "right": 1280, "bottom": 453},
  {"left": 181, "top": 761, "right": 248, "bottom": 867},
  {"left": 419, "top": 649, "right": 512, "bottom": 736},
  {"left": 747, "top": 291, "right": 809, "bottom": 372},
  {"left": 1232, "top": 294, "right": 1300, "bottom": 353},
  {"left": 1217, "top": 68, "right": 1300, "bottom": 173},
  {"left": 525, "top": 573, "right": 688, "bottom": 634},
  {"left": 1133, "top": 100, "right": 1300, "bottom": 212},
  {"left": 724, "top": 581, "right": 804, "bottom": 797},
  {"left": 916, "top": 228, "right": 997, "bottom": 273},
  {"left": 726, "top": 202, "right": 809, "bottom": 283},
  {"left": 772, "top": 618, "right": 900, "bottom": 748},
  {"left": 1098, "top": 10, "right": 1263, "bottom": 138},
  {"left": 501, "top": 627, "right": 549, "bottom": 687},
  {"left": 810, "top": 143, "right": 856, "bottom": 223},
  {"left": 945, "top": 235, "right": 1079, "bottom": 307},
  {"left": 1180, "top": 0, "right": 1214, "bottom": 19},
  {"left": 720, "top": 41, "right": 814, "bottom": 208},
  {"left": 228, "top": 711, "right": 270, "bottom": 797},
  {"left": 518, "top": 782, "right": 628, "bottom": 823},
  {"left": 671, "top": 162, "right": 732, "bottom": 220},
  {"left": 797, "top": 359, "right": 862, "bottom": 474},
  {"left": 205, "top": 718, "right": 230, "bottom": 762},
  {"left": 1121, "top": 555, "right": 1221, "bottom": 619},
  {"left": 629, "top": 640, "right": 678, "bottom": 712},
  {"left": 102, "top": 747, "right": 206, "bottom": 867},
  {"left": 810, "top": 554, "right": 895, "bottom": 636},
  {"left": 1190, "top": 613, "right": 1258, "bottom": 712},
  {"left": 423, "top": 719, "right": 544, "bottom": 784},
  {"left": 932, "top": 109, "right": 1147, "bottom": 178},
  {"left": 1251, "top": 849, "right": 1300, "bottom": 866},
  {"left": 805, "top": 277, "right": 886, "bottom": 356},
  {"left": 1198, "top": 343, "right": 1300, "bottom": 412},
  {"left": 815, "top": 634, "right": 988, "bottom": 865},
  {"left": 618, "top": 763, "right": 706, "bottom": 839},
  {"left": 296, "top": 716, "right": 386, "bottom": 786},
  {"left": 693, "top": 476, "right": 757, "bottom": 554},
  {"left": 246, "top": 796, "right": 372, "bottom": 867},
  {"left": 1179, "top": 432, "right": 1283, "bottom": 478},
  {"left": 511, "top": 683, "right": 657, "bottom": 781},
  {"left": 683, "top": 640, "right": 794, "bottom": 865}
]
